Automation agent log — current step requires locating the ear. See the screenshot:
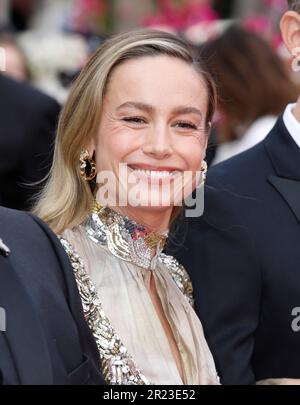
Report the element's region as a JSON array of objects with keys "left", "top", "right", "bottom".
[{"left": 280, "top": 11, "right": 300, "bottom": 53}]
